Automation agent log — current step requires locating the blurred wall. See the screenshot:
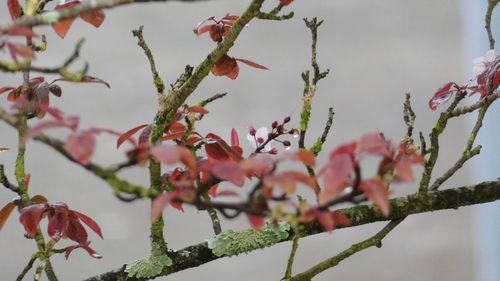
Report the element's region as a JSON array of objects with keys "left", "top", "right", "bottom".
[{"left": 0, "top": 0, "right": 489, "bottom": 280}]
